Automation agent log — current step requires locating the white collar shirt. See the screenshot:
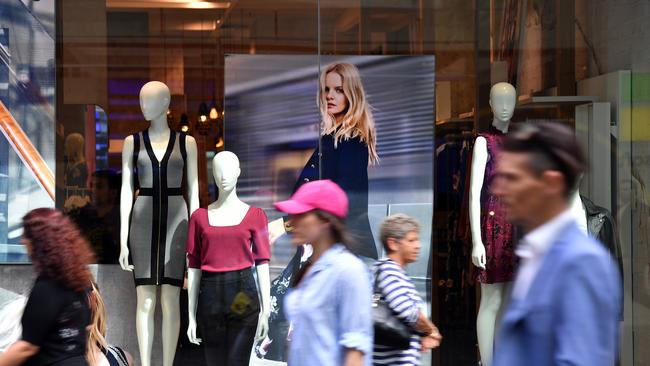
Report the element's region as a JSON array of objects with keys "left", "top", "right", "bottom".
[{"left": 511, "top": 209, "right": 576, "bottom": 300}]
